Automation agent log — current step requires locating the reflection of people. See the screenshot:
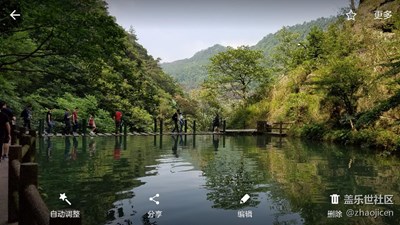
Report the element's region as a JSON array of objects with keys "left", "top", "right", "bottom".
[
  {"left": 64, "top": 136, "right": 71, "bottom": 160},
  {"left": 213, "top": 114, "right": 220, "bottom": 133},
  {"left": 171, "top": 135, "right": 179, "bottom": 157},
  {"left": 71, "top": 136, "right": 78, "bottom": 160},
  {"left": 114, "top": 136, "right": 122, "bottom": 160},
  {"left": 89, "top": 139, "right": 96, "bottom": 157},
  {"left": 213, "top": 135, "right": 220, "bottom": 151},
  {"left": 46, "top": 136, "right": 52, "bottom": 159}
]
